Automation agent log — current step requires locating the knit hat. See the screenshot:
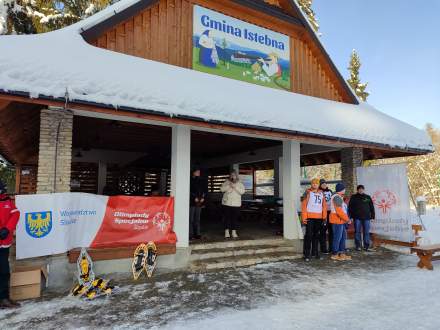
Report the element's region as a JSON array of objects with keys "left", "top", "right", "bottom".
[
  {"left": 0, "top": 180, "right": 6, "bottom": 194},
  {"left": 310, "top": 178, "right": 320, "bottom": 185},
  {"left": 335, "top": 183, "right": 345, "bottom": 193},
  {"left": 319, "top": 179, "right": 327, "bottom": 185}
]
